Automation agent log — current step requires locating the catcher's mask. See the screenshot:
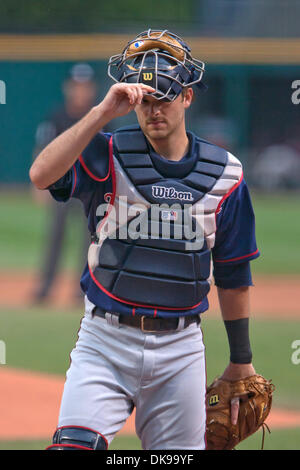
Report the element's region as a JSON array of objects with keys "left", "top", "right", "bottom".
[{"left": 108, "top": 29, "right": 206, "bottom": 102}]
